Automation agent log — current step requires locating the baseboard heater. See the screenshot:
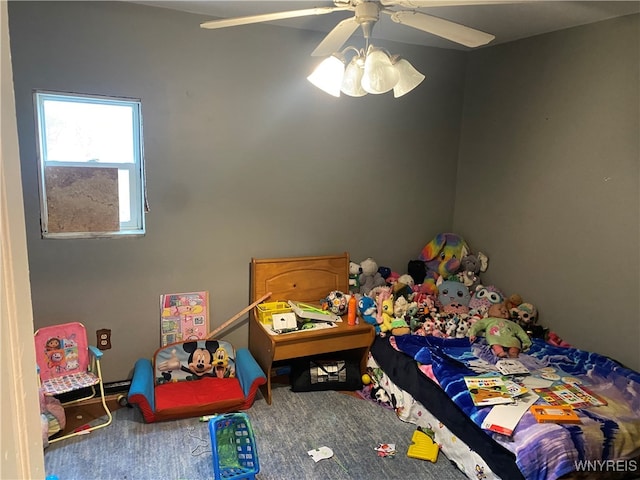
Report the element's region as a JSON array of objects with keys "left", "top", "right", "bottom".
[{"left": 104, "top": 380, "right": 131, "bottom": 395}]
